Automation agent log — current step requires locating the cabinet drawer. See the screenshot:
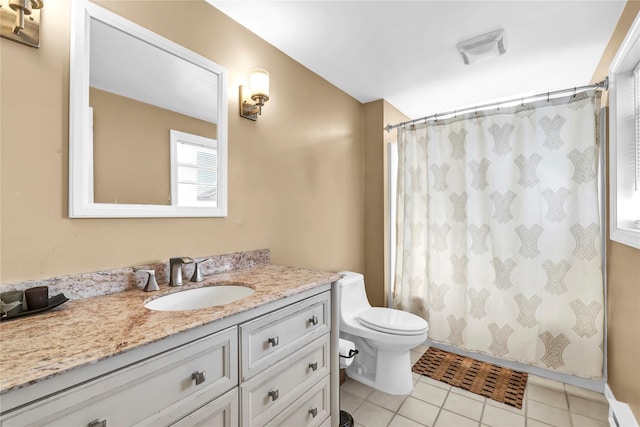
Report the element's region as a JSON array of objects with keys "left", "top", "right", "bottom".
[
  {"left": 240, "top": 292, "right": 330, "bottom": 380},
  {"left": 266, "top": 375, "right": 330, "bottom": 427},
  {"left": 241, "top": 334, "right": 329, "bottom": 426},
  {"left": 170, "top": 387, "right": 238, "bottom": 427},
  {"left": 2, "top": 327, "right": 238, "bottom": 427}
]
